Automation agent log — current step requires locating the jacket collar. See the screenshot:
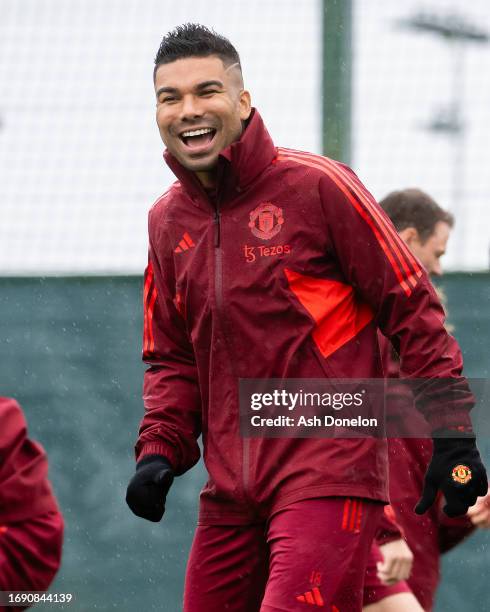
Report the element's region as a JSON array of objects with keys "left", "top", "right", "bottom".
[{"left": 163, "top": 108, "right": 276, "bottom": 202}]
